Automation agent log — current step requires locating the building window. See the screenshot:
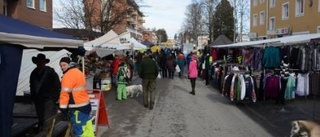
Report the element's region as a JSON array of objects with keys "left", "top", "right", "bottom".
[
  {"left": 282, "top": 3, "right": 289, "bottom": 20},
  {"left": 26, "top": 0, "right": 35, "bottom": 9},
  {"left": 253, "top": 0, "right": 258, "bottom": 7},
  {"left": 260, "top": 0, "right": 265, "bottom": 4},
  {"left": 270, "top": 0, "right": 276, "bottom": 8},
  {"left": 260, "top": 11, "right": 265, "bottom": 25},
  {"left": 253, "top": 14, "right": 258, "bottom": 26},
  {"left": 318, "top": 0, "right": 320, "bottom": 12},
  {"left": 269, "top": 17, "right": 275, "bottom": 30},
  {"left": 39, "top": 0, "right": 46, "bottom": 12},
  {"left": 296, "top": 0, "right": 304, "bottom": 17},
  {"left": 317, "top": 26, "right": 320, "bottom": 33}
]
